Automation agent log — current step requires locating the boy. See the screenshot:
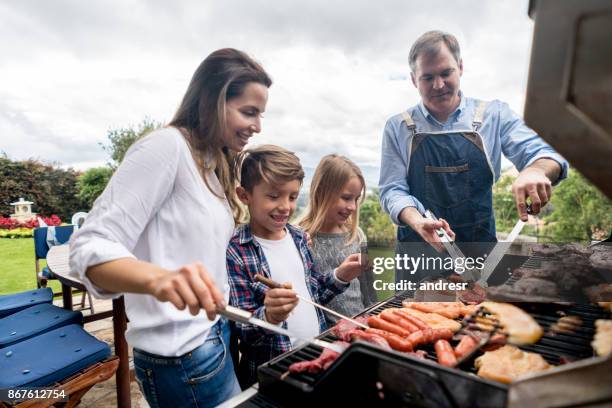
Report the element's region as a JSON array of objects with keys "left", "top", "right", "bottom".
[{"left": 227, "top": 145, "right": 363, "bottom": 388}]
